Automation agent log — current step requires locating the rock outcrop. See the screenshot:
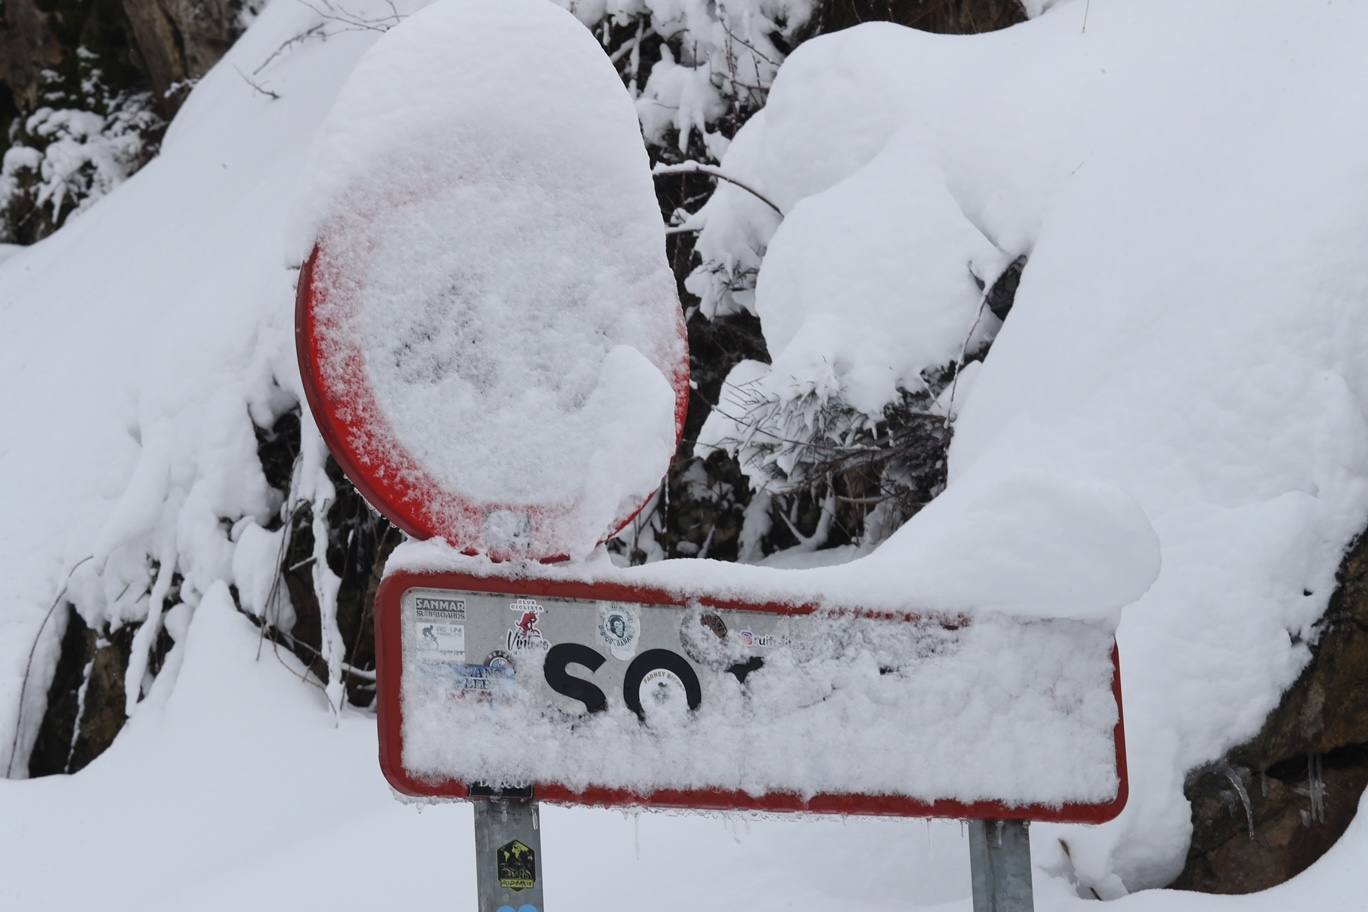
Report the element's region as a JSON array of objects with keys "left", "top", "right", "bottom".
[{"left": 1173, "top": 532, "right": 1368, "bottom": 892}]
